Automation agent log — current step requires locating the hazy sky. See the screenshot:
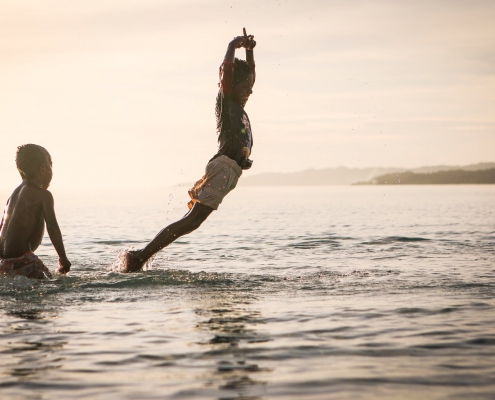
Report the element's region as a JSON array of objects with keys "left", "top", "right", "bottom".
[{"left": 1, "top": 0, "right": 494, "bottom": 190}]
